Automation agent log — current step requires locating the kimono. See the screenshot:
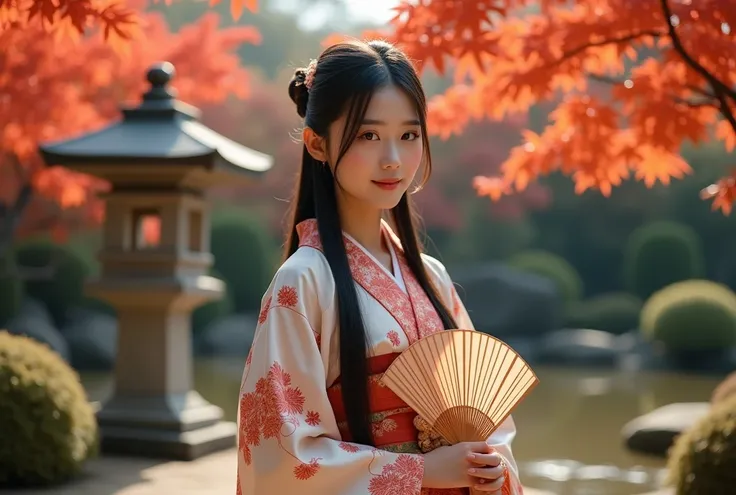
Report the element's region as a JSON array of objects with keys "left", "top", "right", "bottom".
[{"left": 237, "top": 218, "right": 523, "bottom": 494}]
